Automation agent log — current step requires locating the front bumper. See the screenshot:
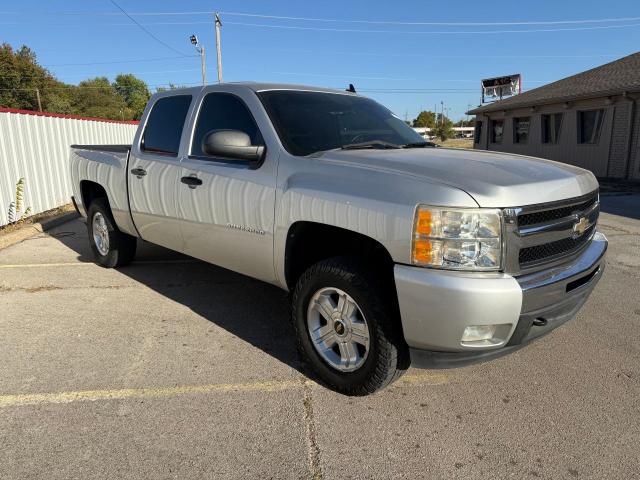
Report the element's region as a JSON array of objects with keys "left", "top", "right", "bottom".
[{"left": 394, "top": 231, "right": 607, "bottom": 368}]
